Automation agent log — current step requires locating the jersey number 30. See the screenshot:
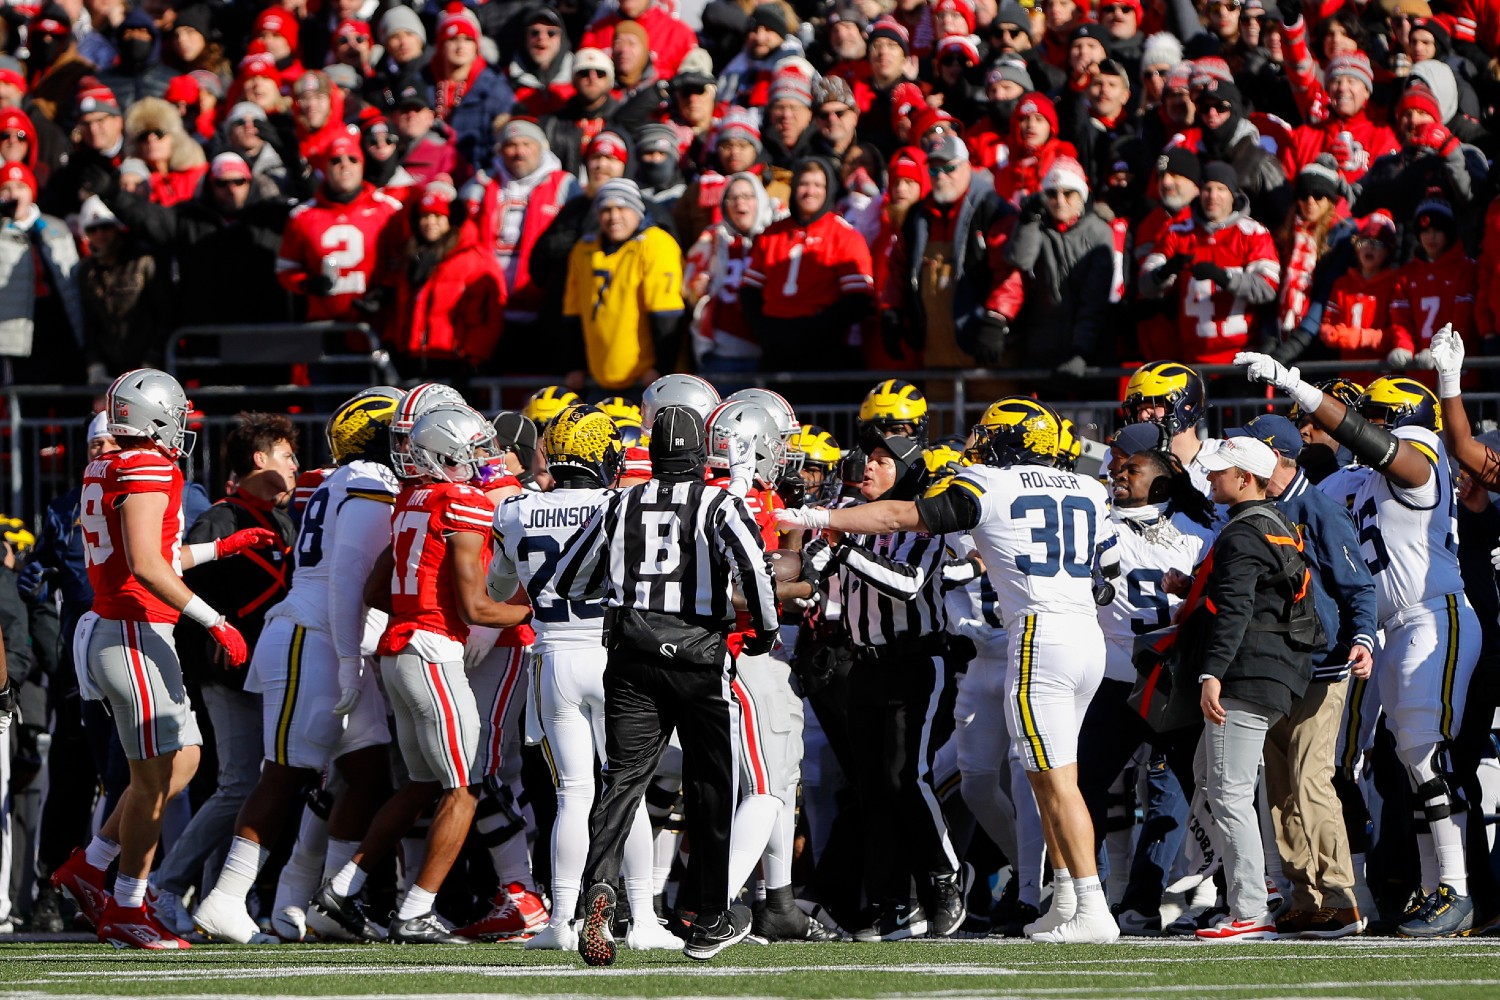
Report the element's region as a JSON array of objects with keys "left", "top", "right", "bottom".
[{"left": 1011, "top": 495, "right": 1096, "bottom": 578}]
